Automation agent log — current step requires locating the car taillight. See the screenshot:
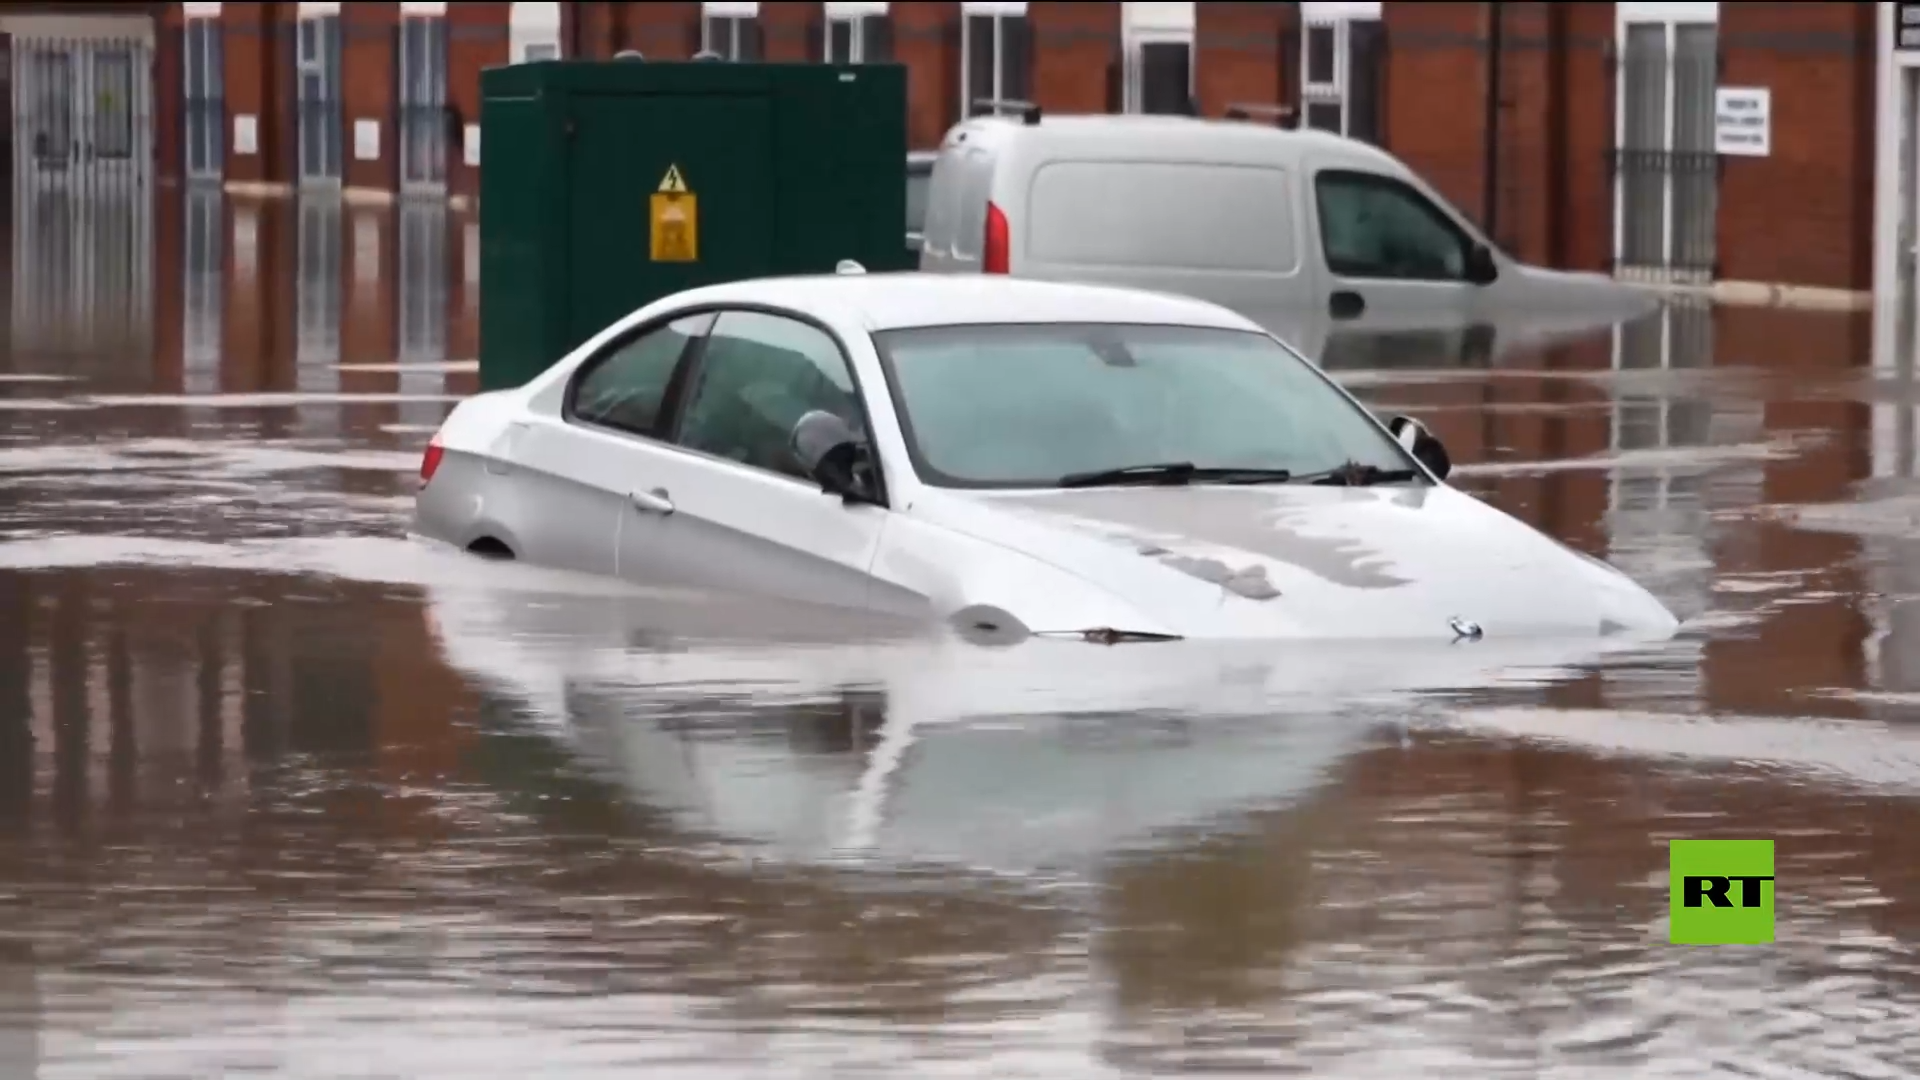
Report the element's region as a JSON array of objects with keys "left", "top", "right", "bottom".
[
  {"left": 420, "top": 435, "right": 445, "bottom": 485},
  {"left": 982, "top": 201, "right": 1010, "bottom": 275}
]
